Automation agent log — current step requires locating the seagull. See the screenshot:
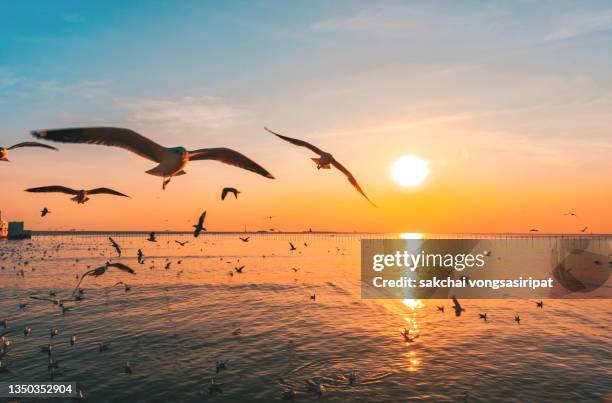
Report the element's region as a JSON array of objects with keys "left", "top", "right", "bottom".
[
  {"left": 41, "top": 207, "right": 51, "bottom": 217},
  {"left": 0, "top": 141, "right": 57, "bottom": 161},
  {"left": 289, "top": 242, "right": 297, "bottom": 251},
  {"left": 25, "top": 186, "right": 129, "bottom": 204},
  {"left": 291, "top": 267, "right": 300, "bottom": 273},
  {"left": 564, "top": 212, "right": 578, "bottom": 217},
  {"left": 147, "top": 232, "right": 157, "bottom": 242},
  {"left": 529, "top": 229, "right": 539, "bottom": 232},
  {"left": 580, "top": 226, "right": 588, "bottom": 233},
  {"left": 239, "top": 237, "right": 250, "bottom": 242},
  {"left": 479, "top": 313, "right": 488, "bottom": 322},
  {"left": 536, "top": 301, "right": 544, "bottom": 309},
  {"left": 347, "top": 370, "right": 357, "bottom": 385},
  {"left": 109, "top": 281, "right": 131, "bottom": 292},
  {"left": 72, "top": 262, "right": 136, "bottom": 295},
  {"left": 515, "top": 314, "right": 521, "bottom": 324},
  {"left": 31, "top": 127, "right": 275, "bottom": 189},
  {"left": 175, "top": 240, "right": 188, "bottom": 247},
  {"left": 266, "top": 127, "right": 375, "bottom": 206},
  {"left": 436, "top": 305, "right": 444, "bottom": 312},
  {"left": 310, "top": 292, "right": 316, "bottom": 301},
  {"left": 193, "top": 211, "right": 206, "bottom": 238},
  {"left": 221, "top": 187, "right": 240, "bottom": 200},
  {"left": 452, "top": 296, "right": 465, "bottom": 317},
  {"left": 109, "top": 237, "right": 122, "bottom": 257},
  {"left": 234, "top": 265, "right": 245, "bottom": 273},
  {"left": 215, "top": 360, "right": 228, "bottom": 373}
]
